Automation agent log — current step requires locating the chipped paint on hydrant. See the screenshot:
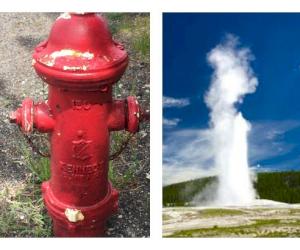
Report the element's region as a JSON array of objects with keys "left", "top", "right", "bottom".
[
  {"left": 65, "top": 208, "right": 85, "bottom": 223},
  {"left": 9, "top": 13, "right": 149, "bottom": 237}
]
